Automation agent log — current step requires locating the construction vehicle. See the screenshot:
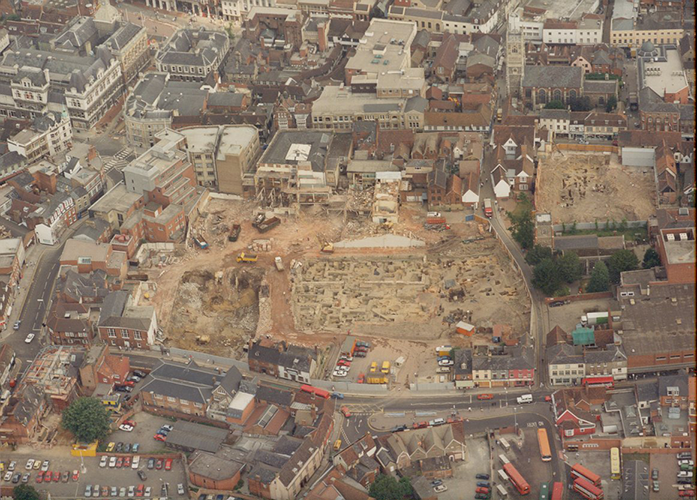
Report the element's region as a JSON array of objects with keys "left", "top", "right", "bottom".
[
  {"left": 254, "top": 216, "right": 281, "bottom": 233},
  {"left": 274, "top": 256, "right": 284, "bottom": 271},
  {"left": 317, "top": 235, "right": 334, "bottom": 253},
  {"left": 236, "top": 252, "right": 258, "bottom": 264},
  {"left": 195, "top": 335, "right": 210, "bottom": 345},
  {"left": 193, "top": 235, "right": 209, "bottom": 249},
  {"left": 366, "top": 375, "right": 388, "bottom": 384},
  {"left": 228, "top": 224, "right": 241, "bottom": 242}
]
